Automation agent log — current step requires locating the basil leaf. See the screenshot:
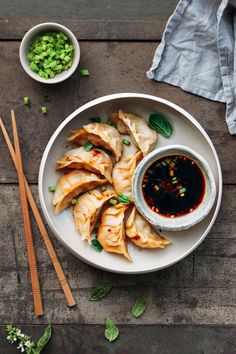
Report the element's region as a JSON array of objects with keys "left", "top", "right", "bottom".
[
  {"left": 35, "top": 324, "right": 52, "bottom": 353},
  {"left": 90, "top": 282, "right": 112, "bottom": 301},
  {"left": 91, "top": 239, "right": 103, "bottom": 252},
  {"left": 117, "top": 194, "right": 130, "bottom": 204},
  {"left": 132, "top": 298, "right": 147, "bottom": 318},
  {"left": 149, "top": 113, "right": 173, "bottom": 138},
  {"left": 104, "top": 318, "right": 119, "bottom": 342}
]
